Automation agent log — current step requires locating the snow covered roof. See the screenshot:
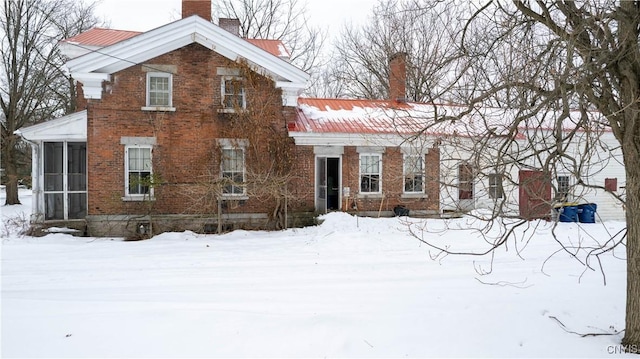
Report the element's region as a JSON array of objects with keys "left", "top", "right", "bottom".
[{"left": 290, "top": 98, "right": 610, "bottom": 146}]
